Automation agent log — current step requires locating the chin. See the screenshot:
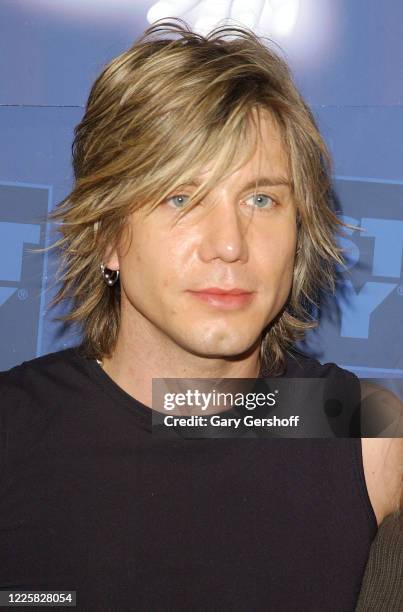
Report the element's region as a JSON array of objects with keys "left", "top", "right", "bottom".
[{"left": 182, "top": 331, "right": 258, "bottom": 360}]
